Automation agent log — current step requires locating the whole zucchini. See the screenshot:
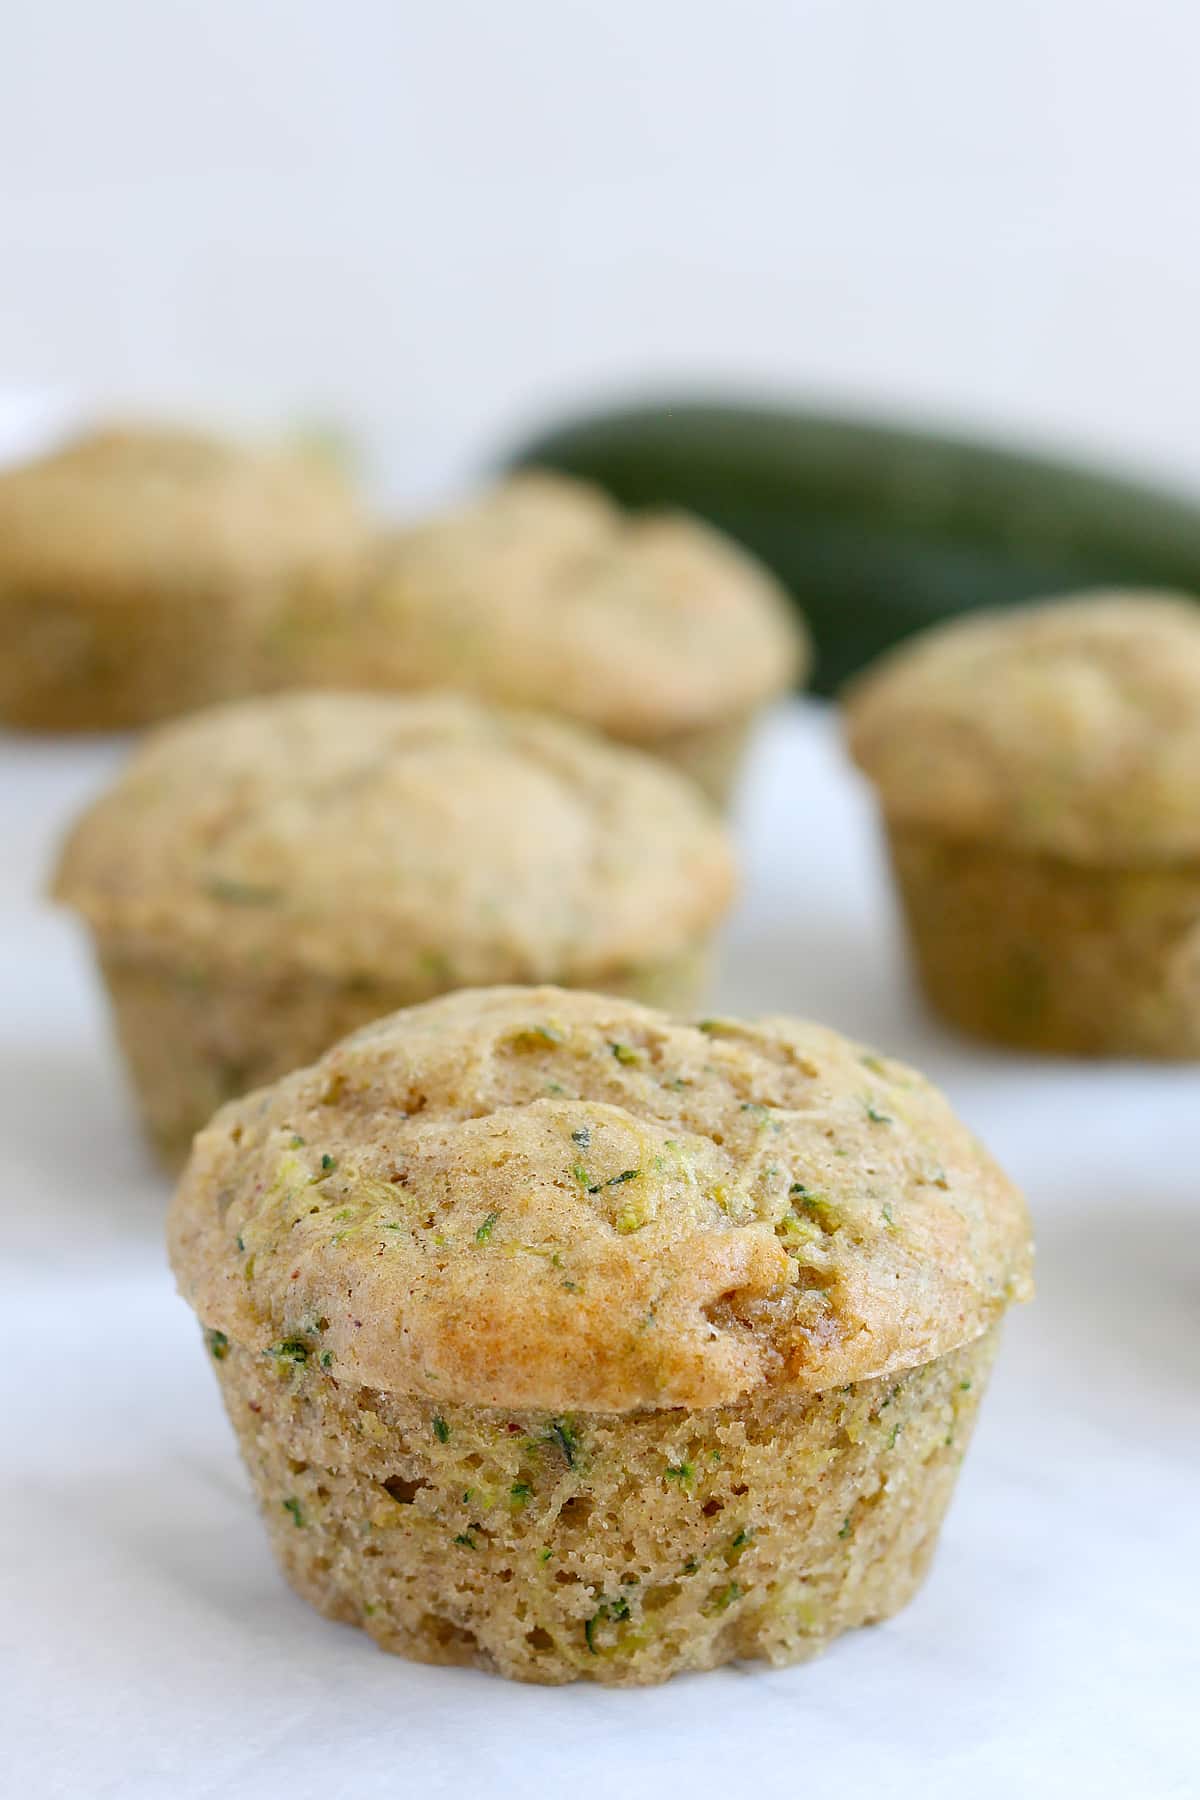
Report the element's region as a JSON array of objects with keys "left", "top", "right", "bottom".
[{"left": 502, "top": 397, "right": 1200, "bottom": 693}]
